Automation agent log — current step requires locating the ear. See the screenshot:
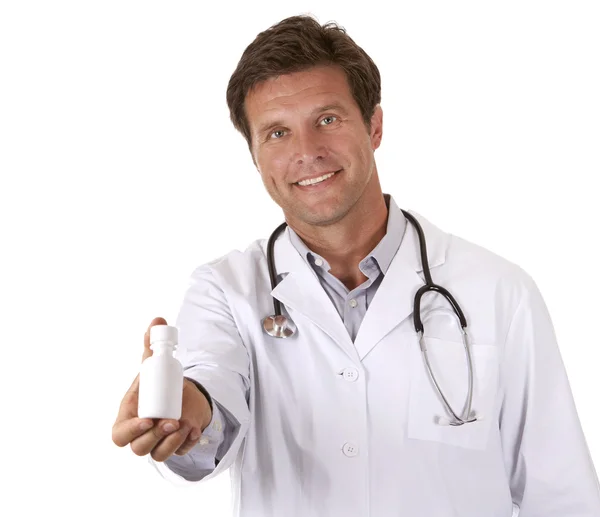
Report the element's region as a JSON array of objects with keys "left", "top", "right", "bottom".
[
  {"left": 247, "top": 139, "right": 260, "bottom": 171},
  {"left": 370, "top": 105, "right": 383, "bottom": 151},
  {"left": 251, "top": 150, "right": 261, "bottom": 174}
]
